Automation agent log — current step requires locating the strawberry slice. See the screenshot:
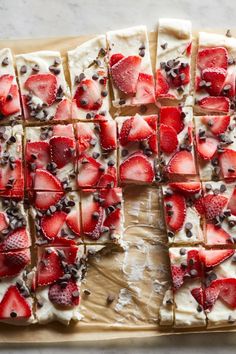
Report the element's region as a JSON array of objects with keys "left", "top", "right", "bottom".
[
  {"left": 75, "top": 123, "right": 96, "bottom": 154},
  {"left": 202, "top": 115, "right": 230, "bottom": 135},
  {"left": 228, "top": 187, "right": 236, "bottom": 216},
  {"left": 0, "top": 228, "right": 31, "bottom": 252},
  {"left": 48, "top": 280, "right": 80, "bottom": 307},
  {"left": 41, "top": 211, "right": 67, "bottom": 240},
  {"left": 218, "top": 278, "right": 236, "bottom": 309},
  {"left": 82, "top": 200, "right": 103, "bottom": 240},
  {"left": 203, "top": 194, "right": 228, "bottom": 220},
  {"left": 204, "top": 281, "right": 221, "bottom": 310},
  {"left": 54, "top": 99, "right": 71, "bottom": 120},
  {"left": 120, "top": 152, "right": 154, "bottom": 183},
  {"left": 191, "top": 287, "right": 205, "bottom": 307},
  {"left": 219, "top": 149, "right": 236, "bottom": 180},
  {"left": 0, "top": 74, "right": 13, "bottom": 98},
  {"left": 197, "top": 47, "right": 228, "bottom": 71},
  {"left": 111, "top": 55, "right": 141, "bottom": 94},
  {"left": 202, "top": 68, "right": 227, "bottom": 96},
  {"left": 99, "top": 188, "right": 122, "bottom": 208},
  {"left": 66, "top": 209, "right": 80, "bottom": 236},
  {"left": 77, "top": 155, "right": 103, "bottom": 188},
  {"left": 206, "top": 223, "right": 232, "bottom": 245},
  {"left": 199, "top": 249, "right": 234, "bottom": 268},
  {"left": 52, "top": 124, "right": 74, "bottom": 138},
  {"left": 160, "top": 124, "right": 178, "bottom": 154},
  {"left": 160, "top": 106, "right": 184, "bottom": 134},
  {"left": 164, "top": 193, "right": 186, "bottom": 232},
  {"left": 34, "top": 169, "right": 62, "bottom": 191},
  {"left": 134, "top": 73, "right": 155, "bottom": 104},
  {"left": 171, "top": 265, "right": 185, "bottom": 291},
  {"left": 104, "top": 208, "right": 121, "bottom": 230},
  {"left": 223, "top": 70, "right": 236, "bottom": 98},
  {"left": 119, "top": 117, "right": 134, "bottom": 146},
  {"left": 155, "top": 69, "right": 170, "bottom": 97},
  {"left": 0, "top": 212, "right": 8, "bottom": 232},
  {"left": 196, "top": 136, "right": 218, "bottom": 160},
  {"left": 74, "top": 79, "right": 102, "bottom": 111},
  {"left": 167, "top": 150, "right": 196, "bottom": 175},
  {"left": 0, "top": 249, "right": 30, "bottom": 278},
  {"left": 110, "top": 53, "right": 124, "bottom": 67},
  {"left": 198, "top": 96, "right": 230, "bottom": 113},
  {"left": 171, "top": 64, "right": 190, "bottom": 88},
  {"left": 128, "top": 116, "right": 154, "bottom": 142},
  {"left": 0, "top": 85, "right": 21, "bottom": 116},
  {"left": 26, "top": 141, "right": 50, "bottom": 169},
  {"left": 169, "top": 182, "right": 201, "bottom": 194},
  {"left": 187, "top": 249, "right": 202, "bottom": 277},
  {"left": 37, "top": 249, "right": 63, "bottom": 286},
  {"left": 99, "top": 121, "right": 117, "bottom": 150},
  {"left": 29, "top": 191, "right": 64, "bottom": 211},
  {"left": 97, "top": 172, "right": 117, "bottom": 188},
  {"left": 24, "top": 73, "right": 57, "bottom": 106},
  {"left": 50, "top": 136, "right": 75, "bottom": 169},
  {"left": 0, "top": 285, "right": 31, "bottom": 320}
]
